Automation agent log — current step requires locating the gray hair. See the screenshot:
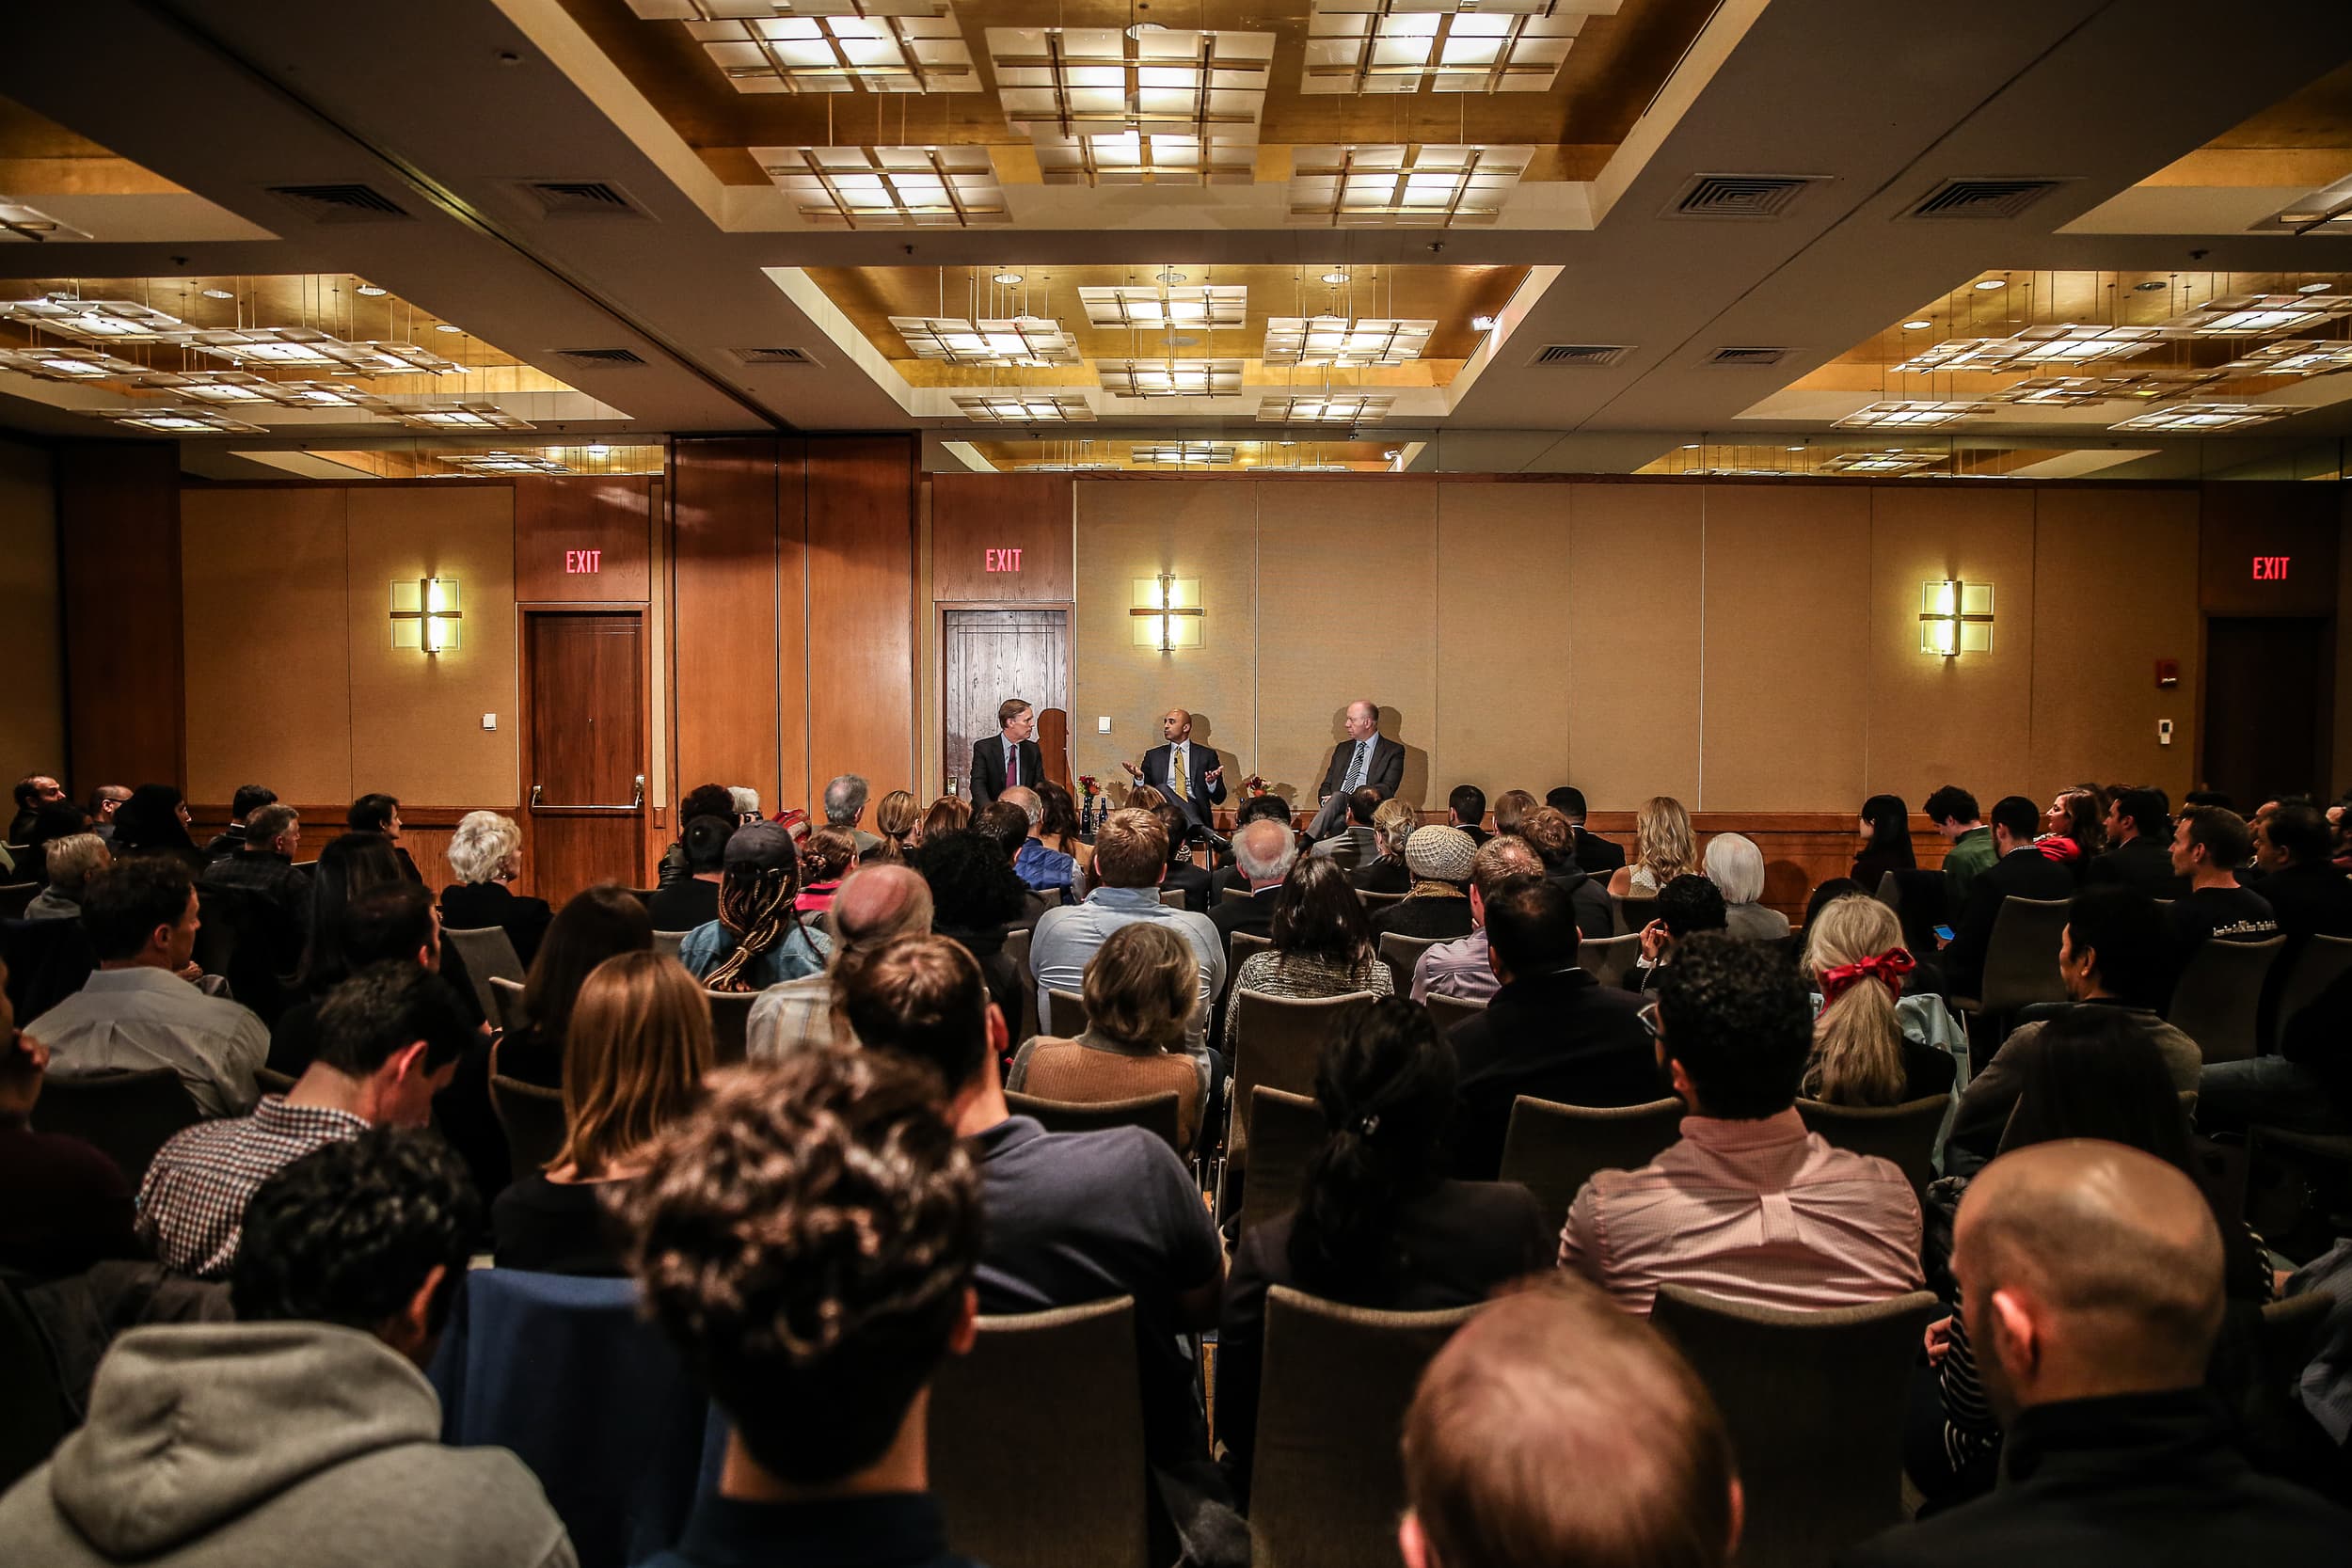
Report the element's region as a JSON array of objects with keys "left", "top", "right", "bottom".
[
  {"left": 729, "top": 786, "right": 761, "bottom": 817},
  {"left": 44, "top": 832, "right": 109, "bottom": 892},
  {"left": 823, "top": 774, "right": 869, "bottom": 826},
  {"left": 1703, "top": 832, "right": 1766, "bottom": 906},
  {"left": 246, "top": 803, "right": 300, "bottom": 850},
  {"left": 1232, "top": 817, "right": 1298, "bottom": 882},
  {"left": 446, "top": 810, "right": 523, "bottom": 885},
  {"left": 999, "top": 785, "right": 1043, "bottom": 829}
]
